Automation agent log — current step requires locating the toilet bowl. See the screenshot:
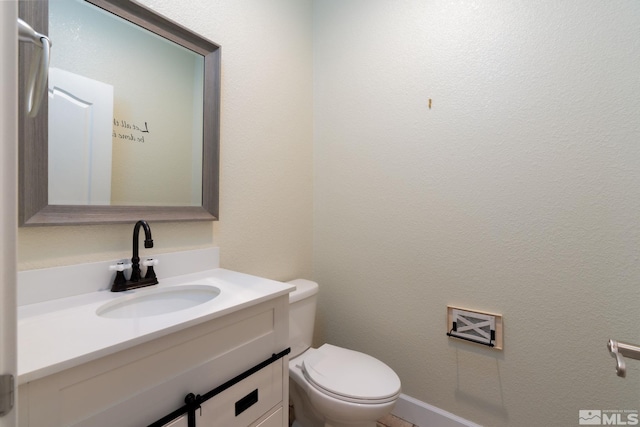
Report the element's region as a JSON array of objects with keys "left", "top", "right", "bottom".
[{"left": 287, "top": 279, "right": 401, "bottom": 427}]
